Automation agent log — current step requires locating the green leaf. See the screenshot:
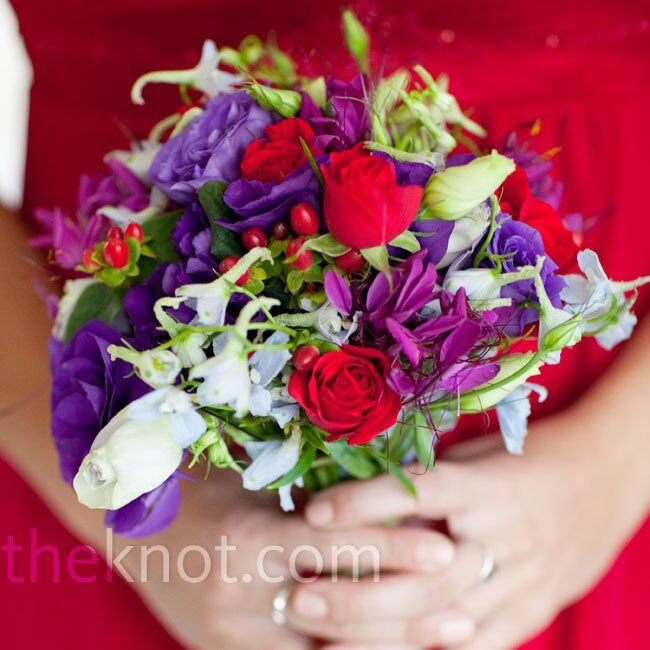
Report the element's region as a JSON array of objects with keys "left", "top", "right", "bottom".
[
  {"left": 197, "top": 181, "right": 245, "bottom": 260},
  {"left": 302, "top": 425, "right": 330, "bottom": 454},
  {"left": 98, "top": 267, "right": 127, "bottom": 287},
  {"left": 143, "top": 209, "right": 184, "bottom": 262},
  {"left": 389, "top": 230, "right": 421, "bottom": 253},
  {"left": 303, "top": 234, "right": 349, "bottom": 257},
  {"left": 409, "top": 412, "right": 436, "bottom": 469},
  {"left": 268, "top": 445, "right": 317, "bottom": 489},
  {"left": 299, "top": 137, "right": 325, "bottom": 187},
  {"left": 64, "top": 283, "right": 123, "bottom": 342},
  {"left": 388, "top": 464, "right": 417, "bottom": 497},
  {"left": 286, "top": 269, "right": 305, "bottom": 294},
  {"left": 361, "top": 245, "right": 390, "bottom": 274},
  {"left": 326, "top": 441, "right": 380, "bottom": 480},
  {"left": 244, "top": 278, "right": 265, "bottom": 295}
]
